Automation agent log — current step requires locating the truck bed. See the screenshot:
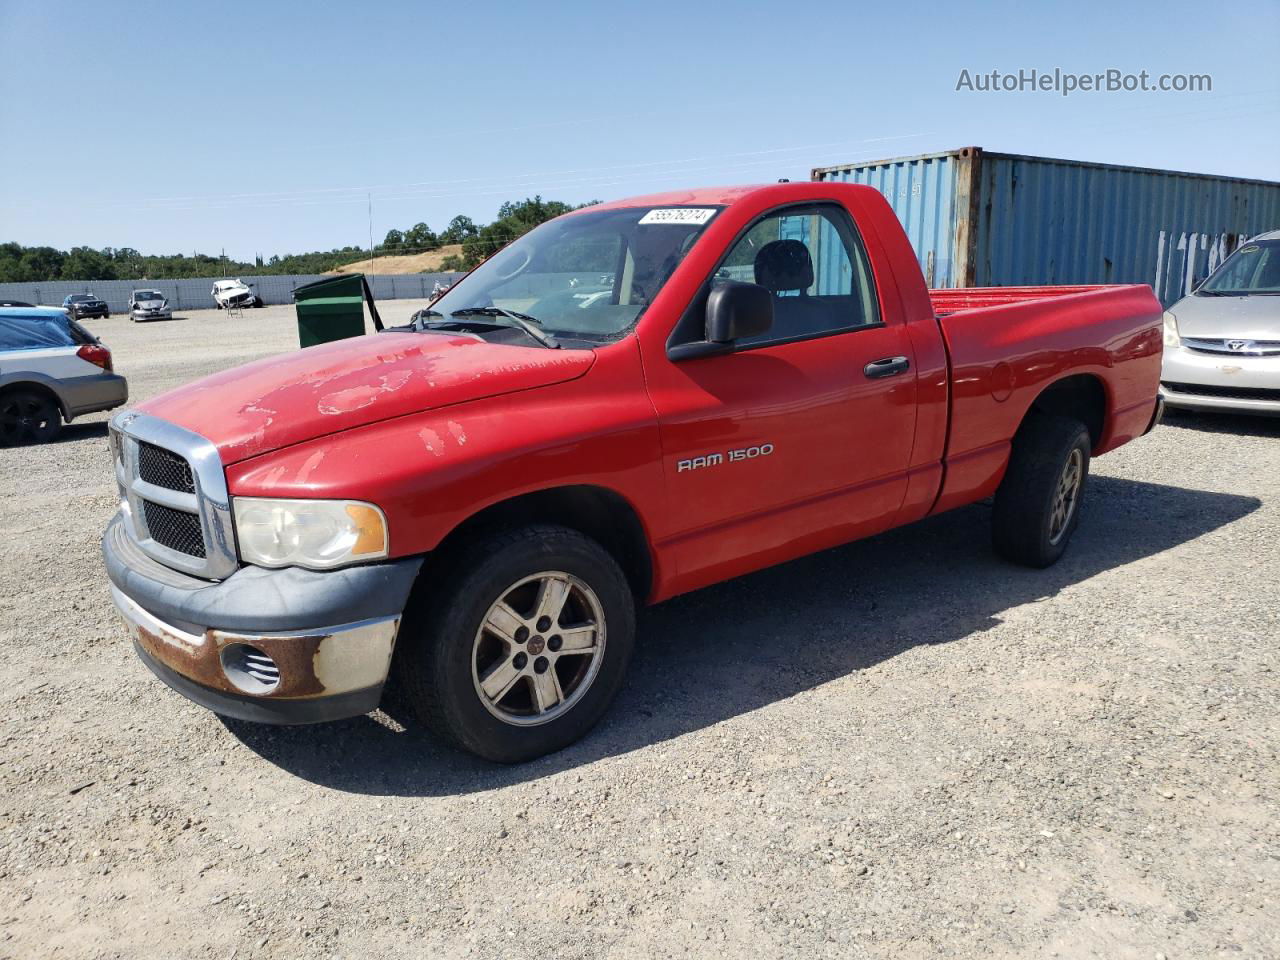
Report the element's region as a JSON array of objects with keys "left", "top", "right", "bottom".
[
  {"left": 925, "top": 283, "right": 1163, "bottom": 517},
  {"left": 930, "top": 285, "right": 1111, "bottom": 315}
]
